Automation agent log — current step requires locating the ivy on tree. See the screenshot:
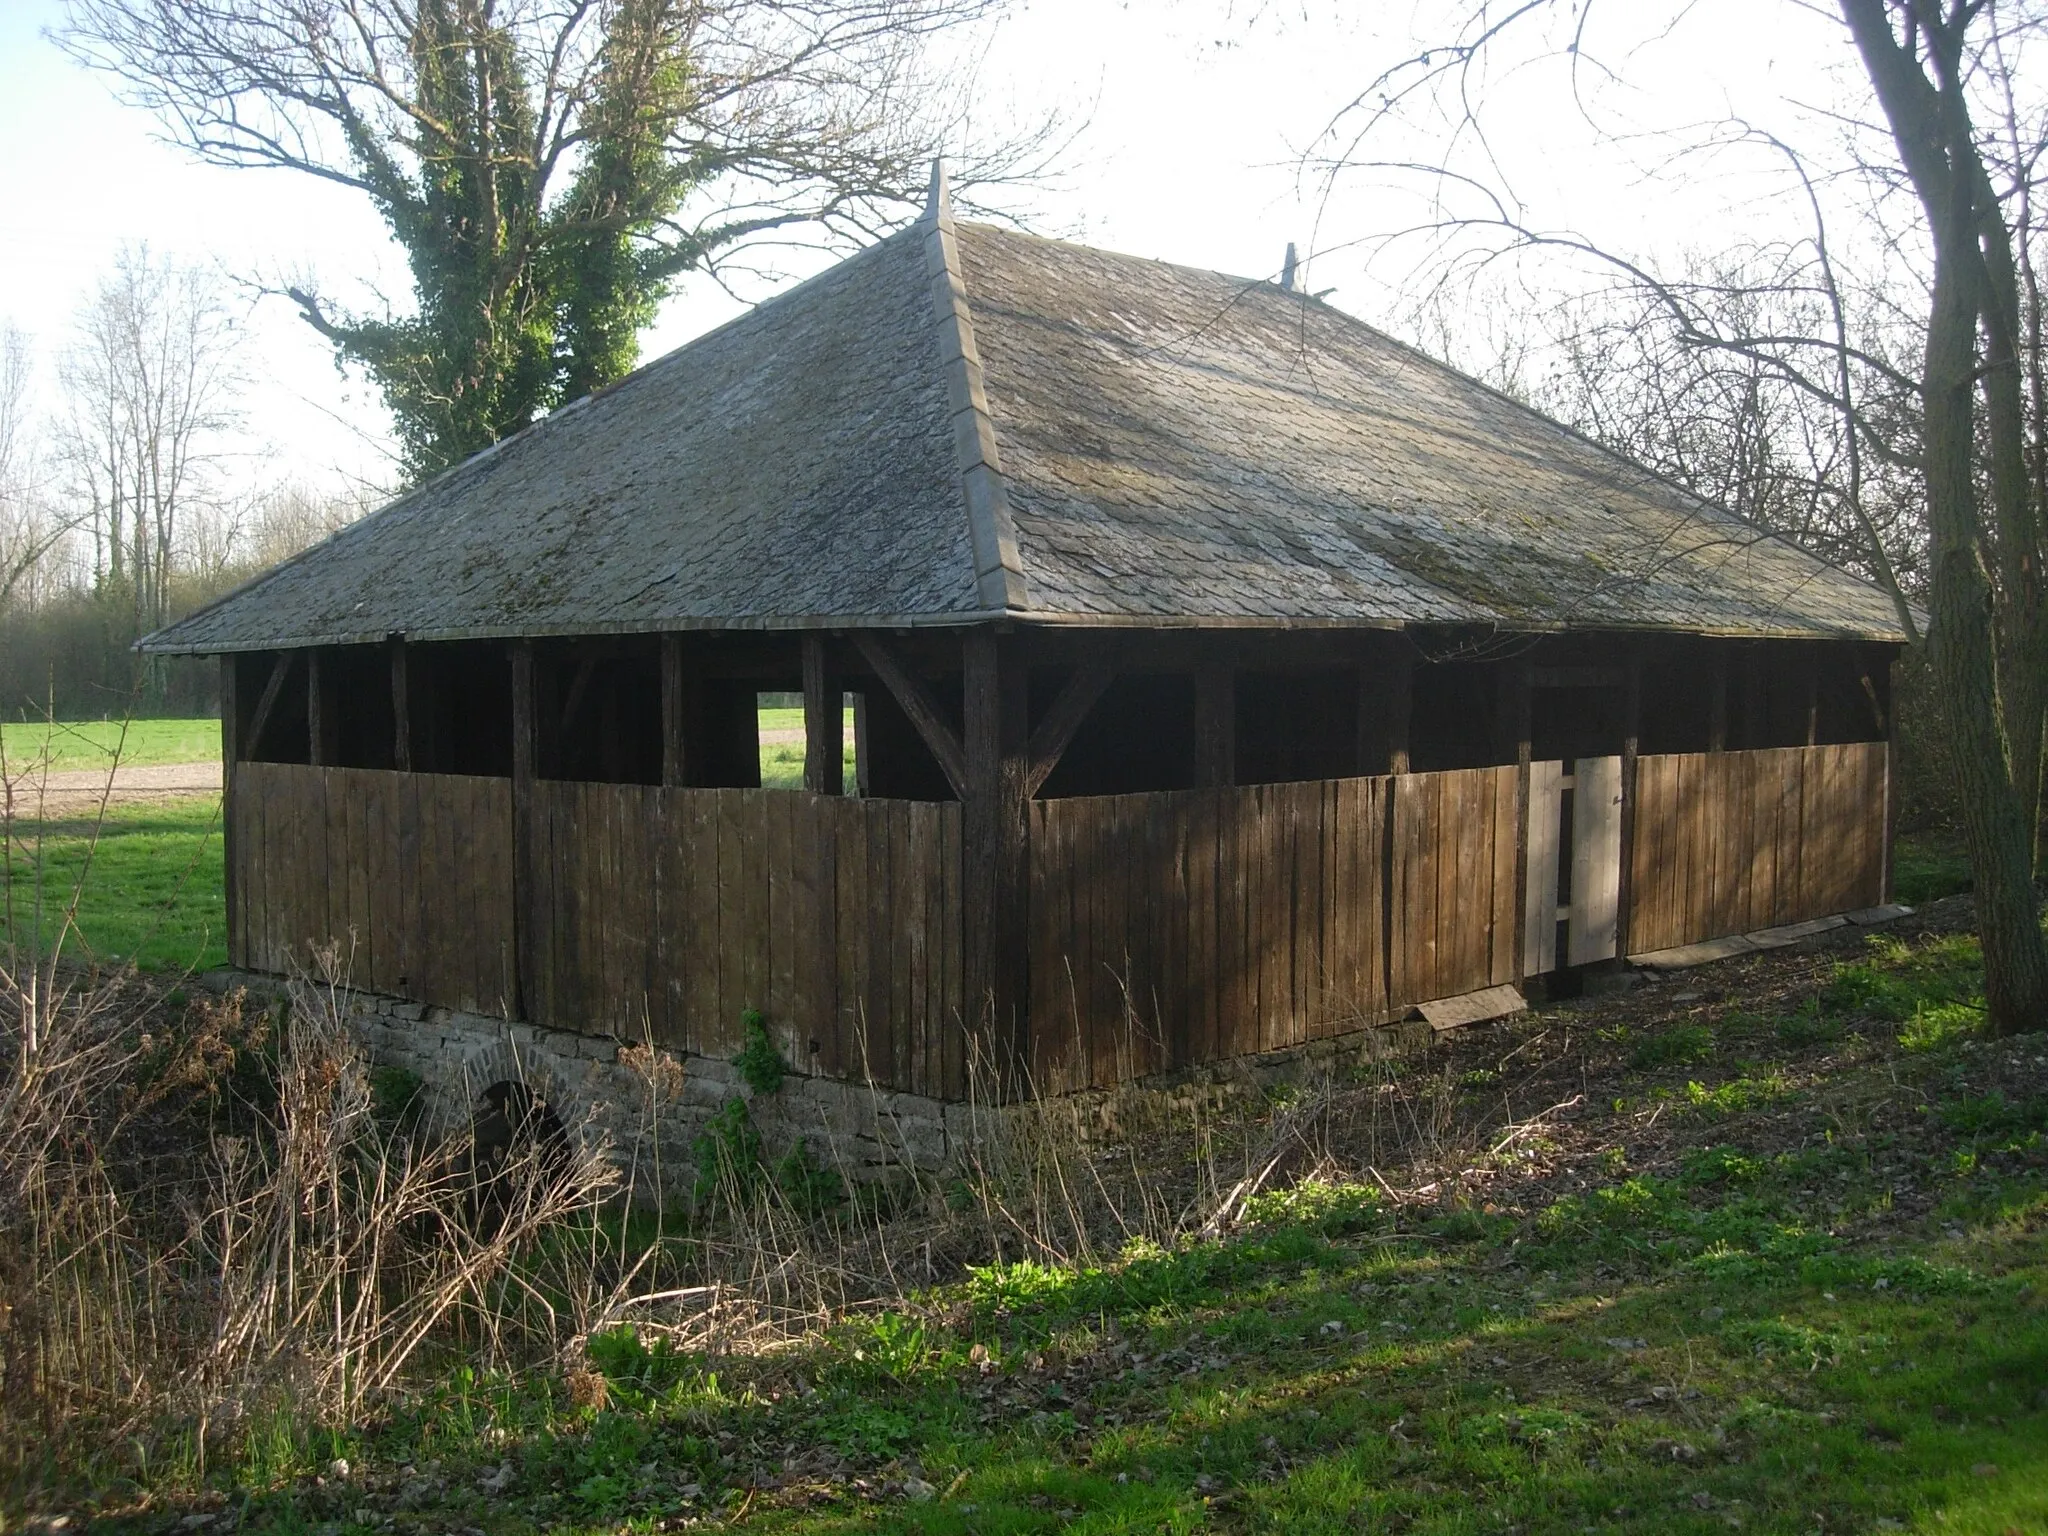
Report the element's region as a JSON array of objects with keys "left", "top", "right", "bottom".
[{"left": 61, "top": 0, "right": 1024, "bottom": 481}]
